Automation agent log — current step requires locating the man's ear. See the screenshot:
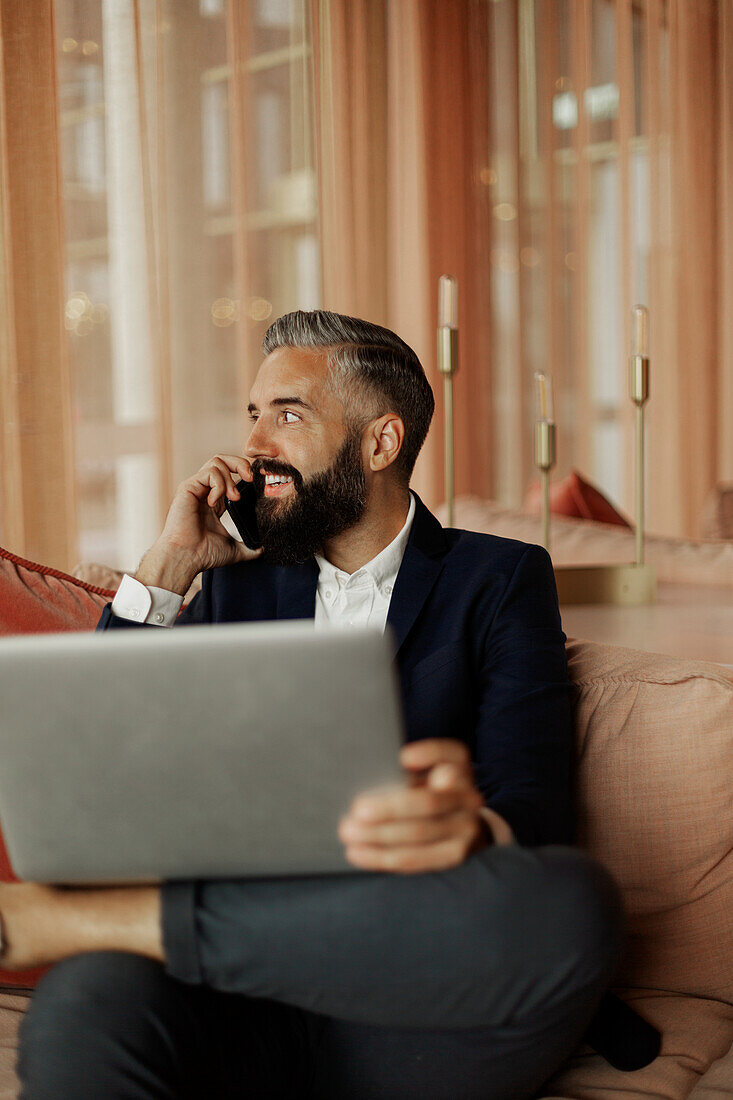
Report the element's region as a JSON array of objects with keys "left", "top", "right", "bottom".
[{"left": 364, "top": 414, "right": 405, "bottom": 472}]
